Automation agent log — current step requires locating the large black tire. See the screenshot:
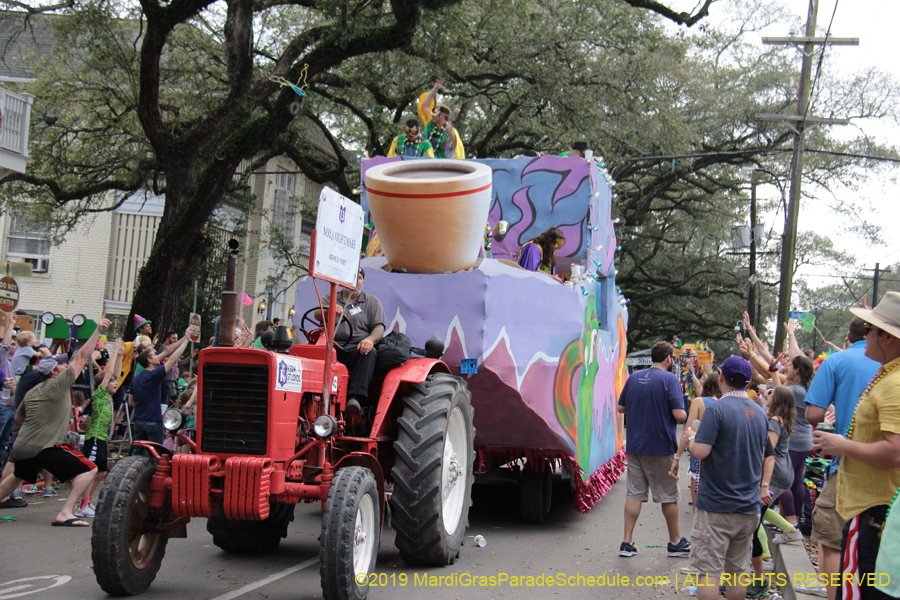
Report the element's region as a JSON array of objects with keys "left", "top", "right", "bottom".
[
  {"left": 320, "top": 466, "right": 380, "bottom": 600},
  {"left": 207, "top": 502, "right": 295, "bottom": 554},
  {"left": 390, "top": 373, "right": 474, "bottom": 565},
  {"left": 92, "top": 456, "right": 169, "bottom": 596},
  {"left": 519, "top": 464, "right": 552, "bottom": 524}
]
